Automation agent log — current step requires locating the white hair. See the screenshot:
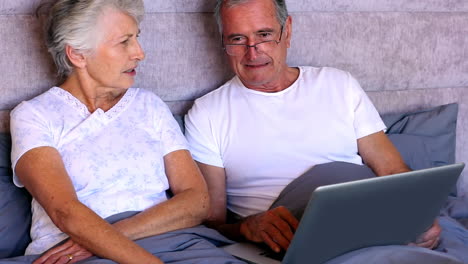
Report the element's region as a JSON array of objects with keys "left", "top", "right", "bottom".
[
  {"left": 41, "top": 0, "right": 144, "bottom": 81},
  {"left": 214, "top": 0, "right": 288, "bottom": 34}
]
